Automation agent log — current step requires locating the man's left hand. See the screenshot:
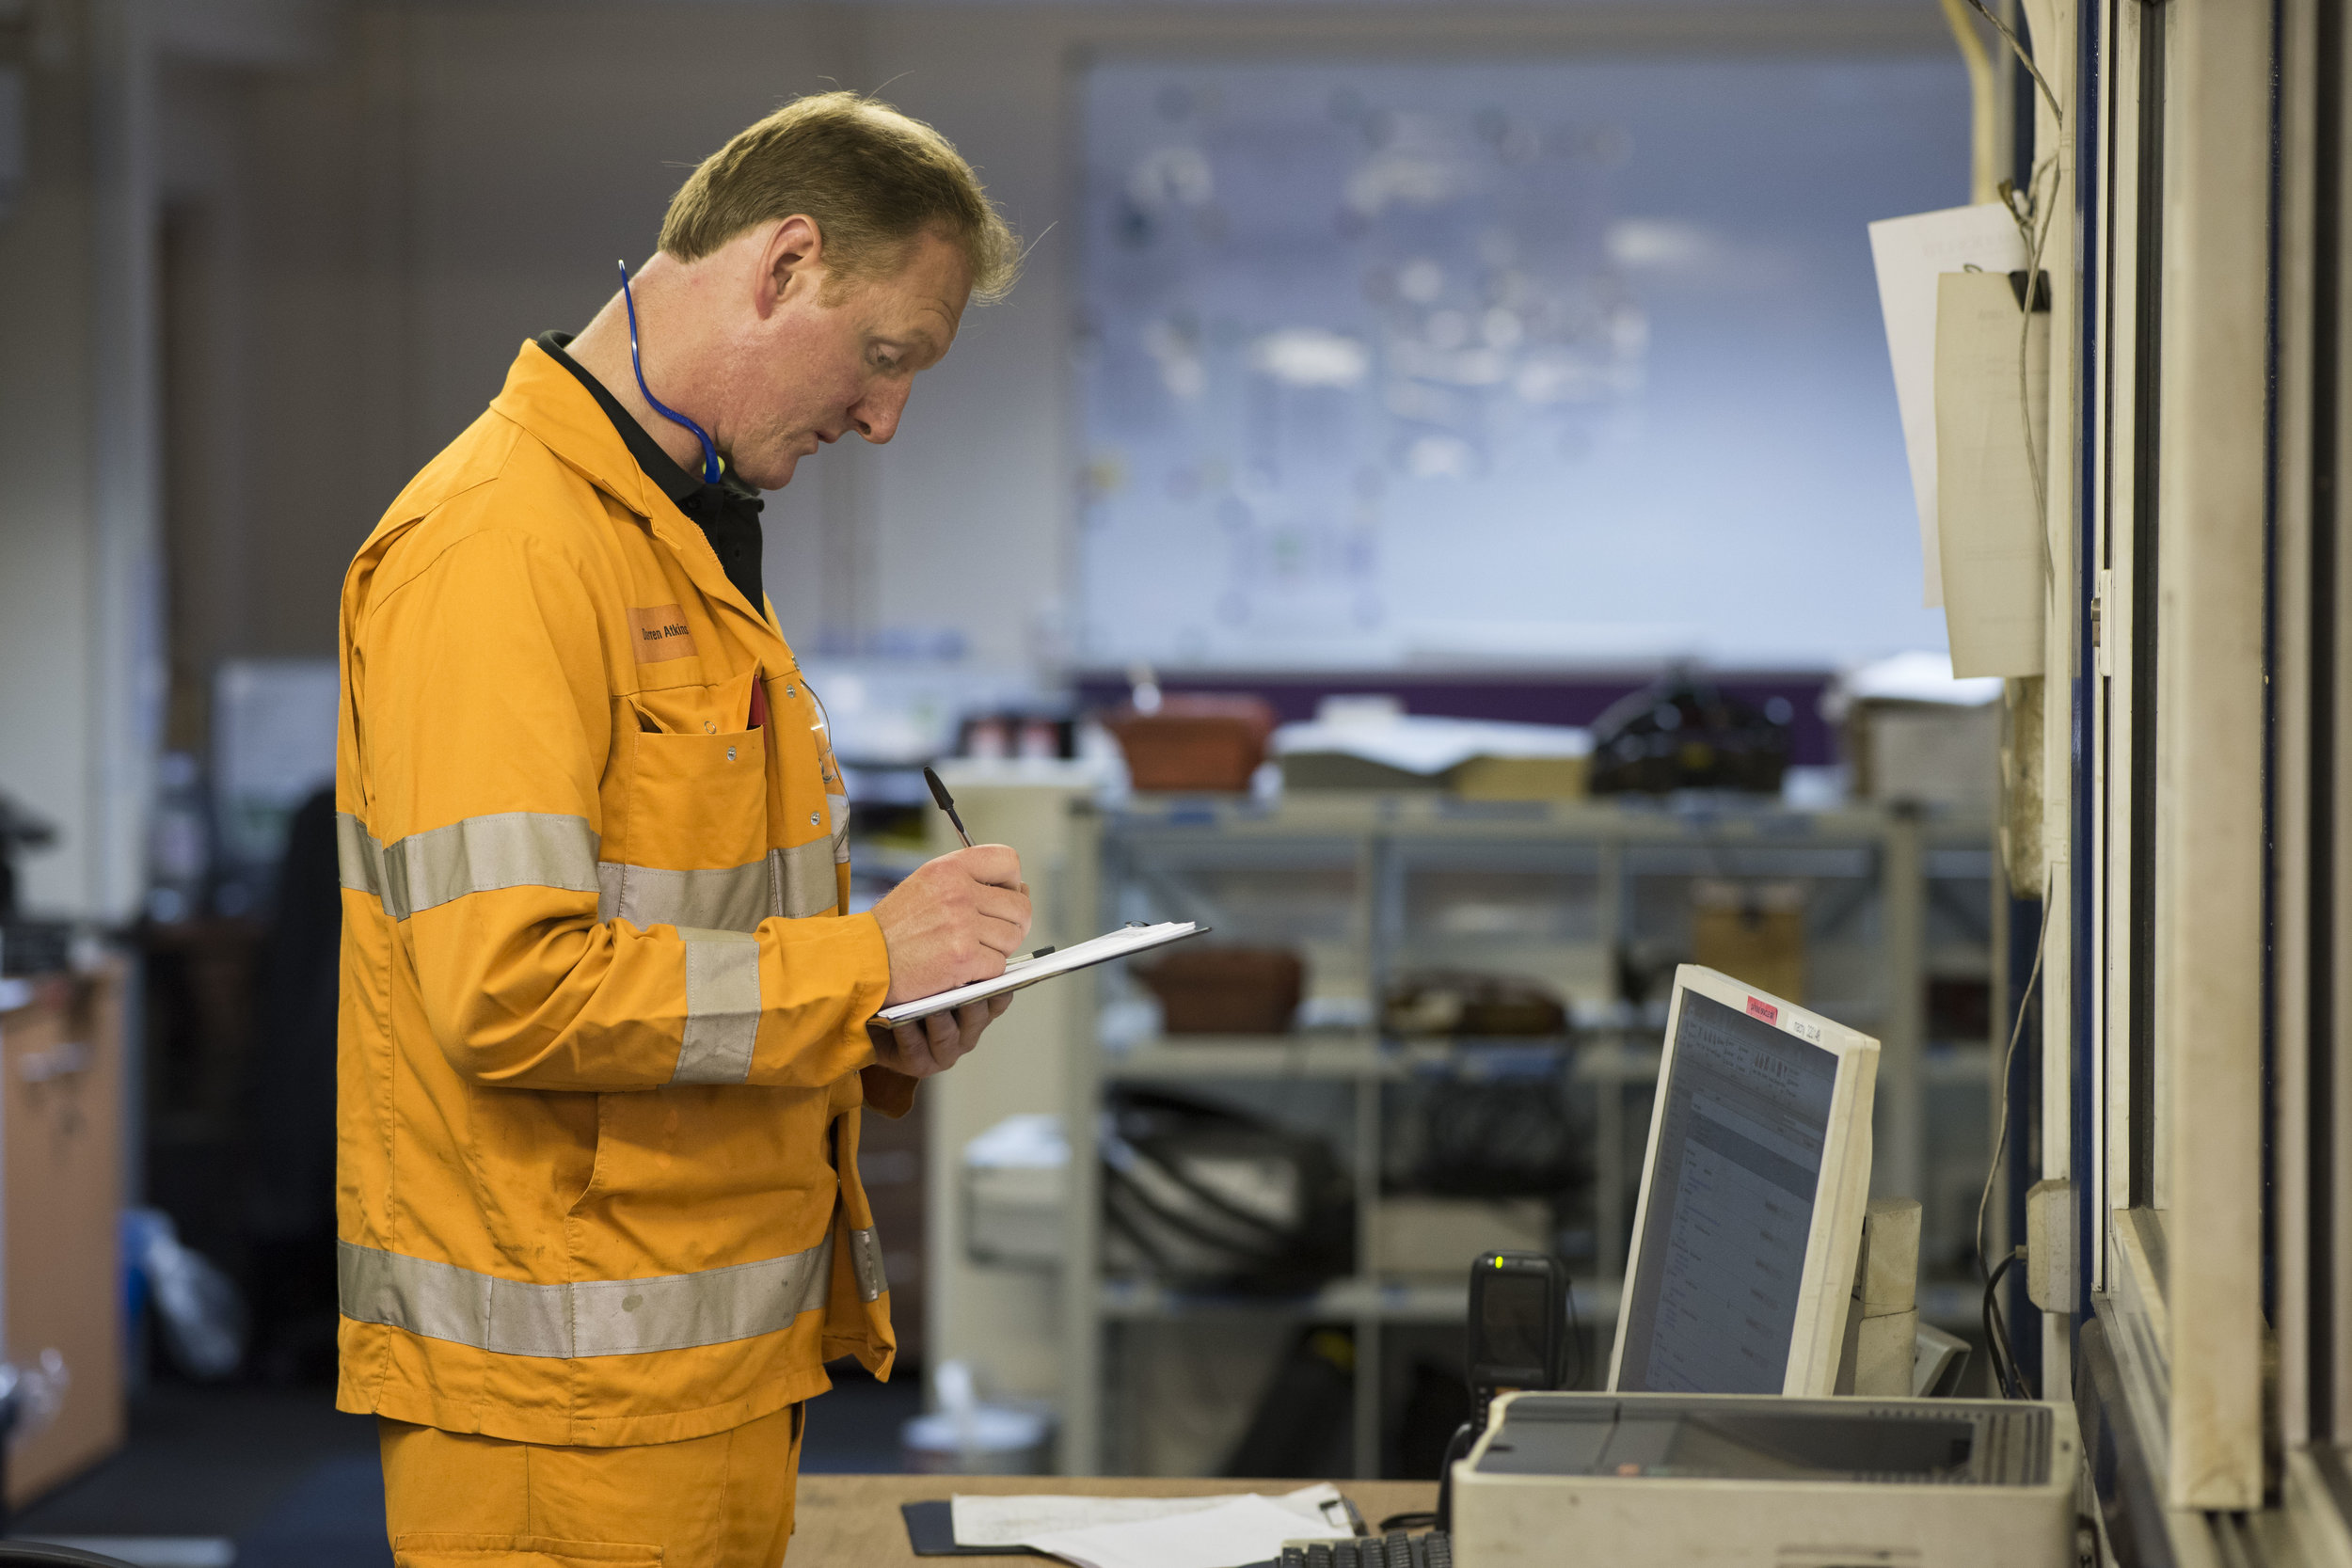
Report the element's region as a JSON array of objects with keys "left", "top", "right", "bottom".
[{"left": 870, "top": 993, "right": 1014, "bottom": 1078}]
